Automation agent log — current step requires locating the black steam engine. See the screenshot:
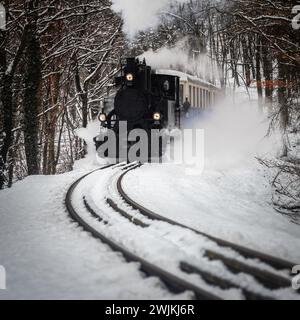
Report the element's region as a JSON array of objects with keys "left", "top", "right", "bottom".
[{"left": 94, "top": 57, "right": 180, "bottom": 160}]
